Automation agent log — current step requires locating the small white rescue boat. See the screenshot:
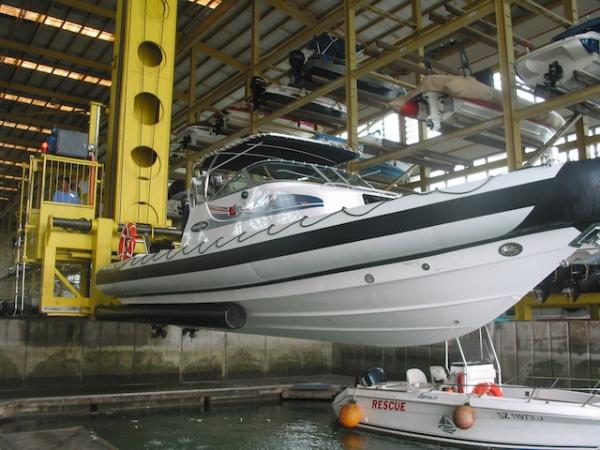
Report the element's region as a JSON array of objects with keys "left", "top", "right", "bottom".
[{"left": 333, "top": 328, "right": 600, "bottom": 449}]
